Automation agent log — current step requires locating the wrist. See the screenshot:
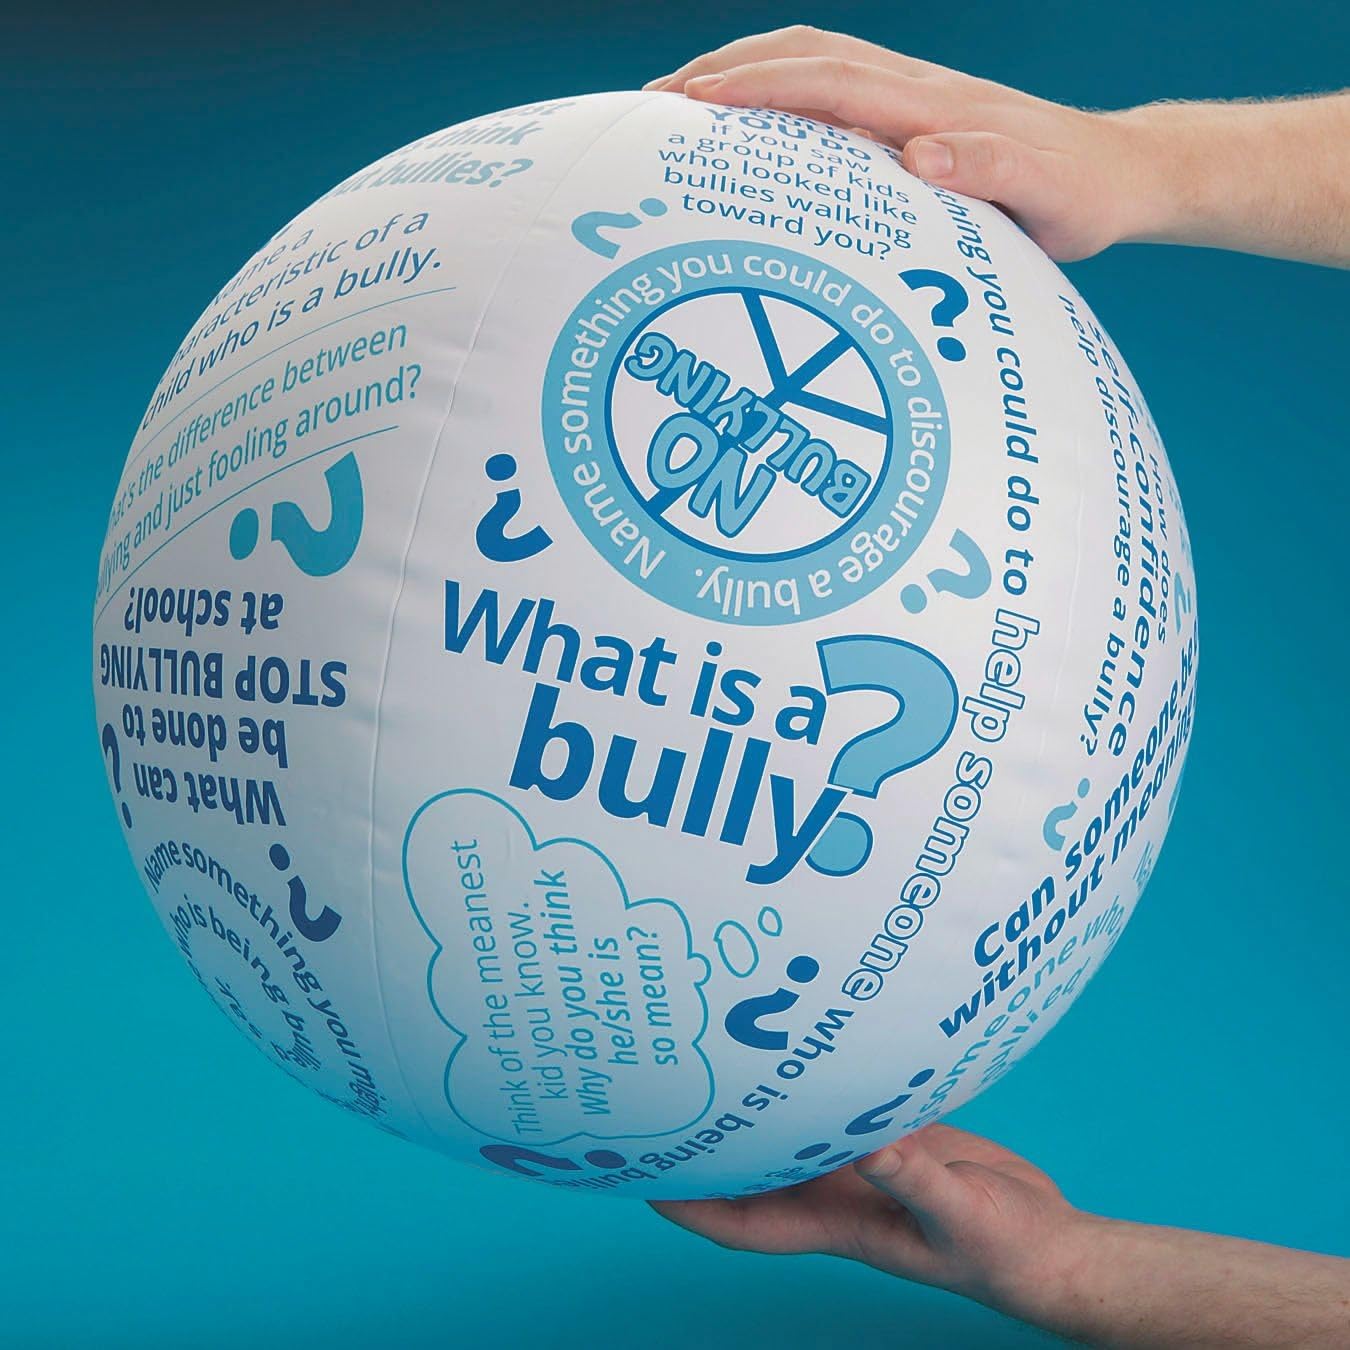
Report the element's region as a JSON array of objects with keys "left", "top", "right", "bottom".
[
  {"left": 1103, "top": 98, "right": 1327, "bottom": 257},
  {"left": 974, "top": 1208, "right": 1122, "bottom": 1333},
  {"left": 1102, "top": 102, "right": 1209, "bottom": 247}
]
